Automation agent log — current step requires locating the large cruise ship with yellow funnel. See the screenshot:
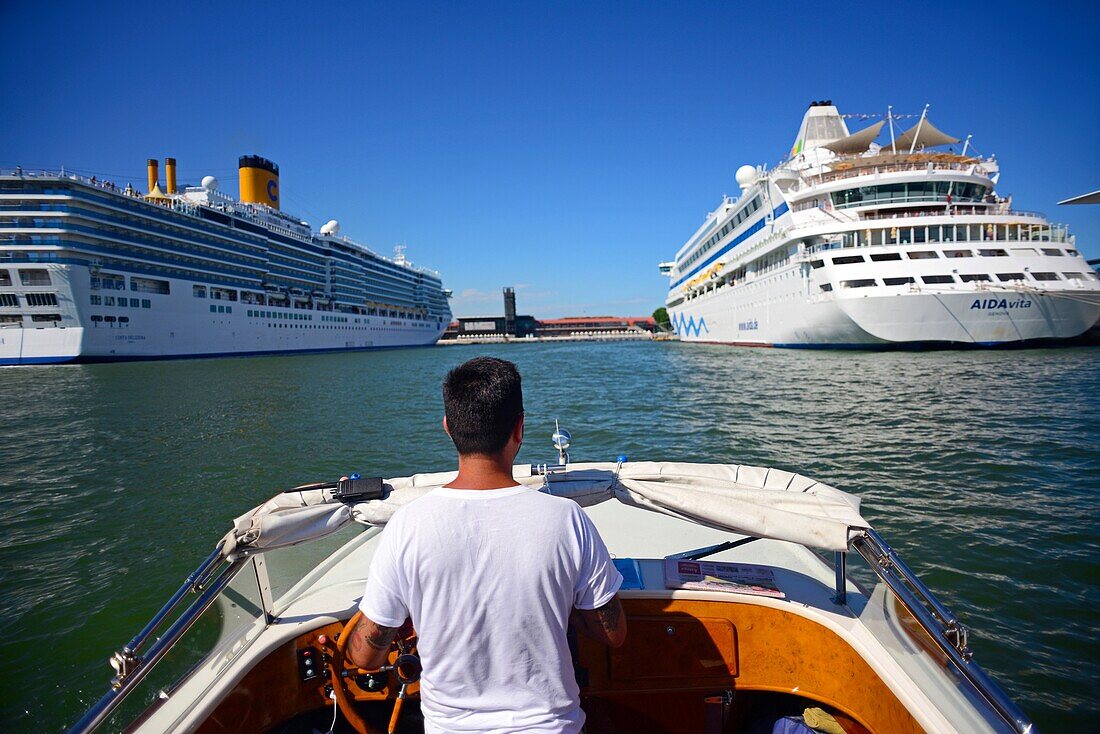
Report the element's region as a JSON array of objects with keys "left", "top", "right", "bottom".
[{"left": 0, "top": 156, "right": 452, "bottom": 364}]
